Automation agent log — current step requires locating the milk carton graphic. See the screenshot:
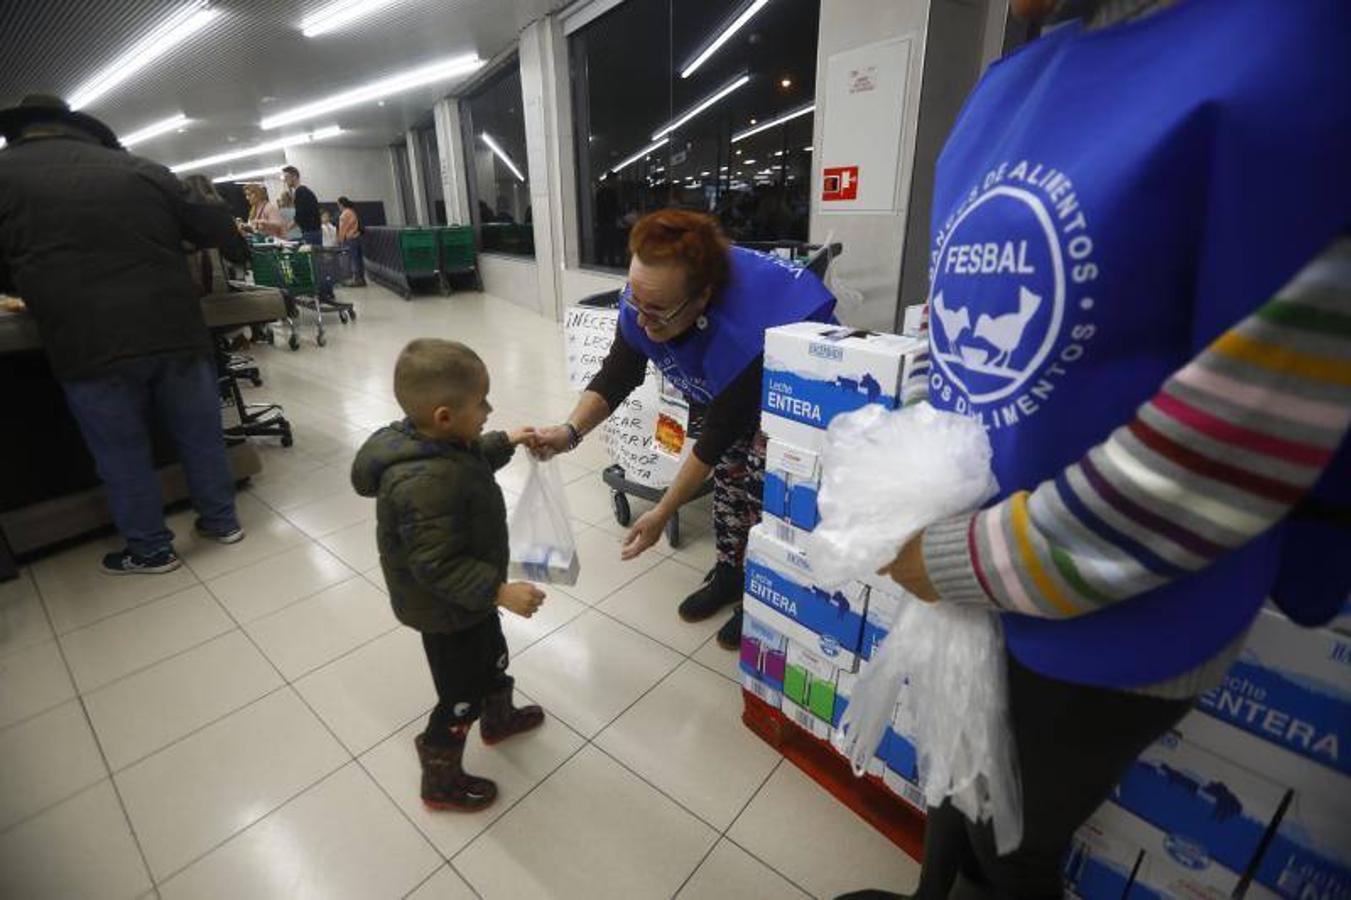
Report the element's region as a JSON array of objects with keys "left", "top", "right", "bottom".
[
  {"left": 860, "top": 574, "right": 906, "bottom": 661},
  {"left": 762, "top": 438, "right": 822, "bottom": 545},
  {"left": 740, "top": 603, "right": 789, "bottom": 710},
  {"left": 762, "top": 323, "right": 923, "bottom": 453},
  {"left": 1195, "top": 608, "right": 1349, "bottom": 777}
]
